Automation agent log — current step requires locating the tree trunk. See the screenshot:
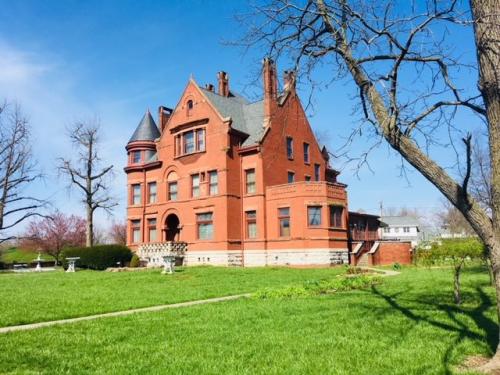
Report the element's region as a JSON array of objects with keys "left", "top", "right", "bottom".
[
  {"left": 86, "top": 205, "right": 93, "bottom": 247},
  {"left": 454, "top": 264, "right": 462, "bottom": 305},
  {"left": 470, "top": 0, "right": 500, "bottom": 370},
  {"left": 487, "top": 258, "right": 495, "bottom": 286}
]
